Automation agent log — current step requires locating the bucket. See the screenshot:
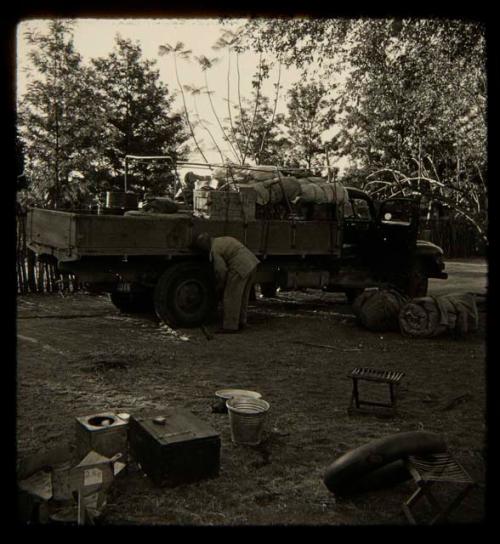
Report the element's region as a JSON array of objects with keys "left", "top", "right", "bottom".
[
  {"left": 214, "top": 389, "right": 262, "bottom": 414},
  {"left": 226, "top": 397, "right": 270, "bottom": 446}
]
